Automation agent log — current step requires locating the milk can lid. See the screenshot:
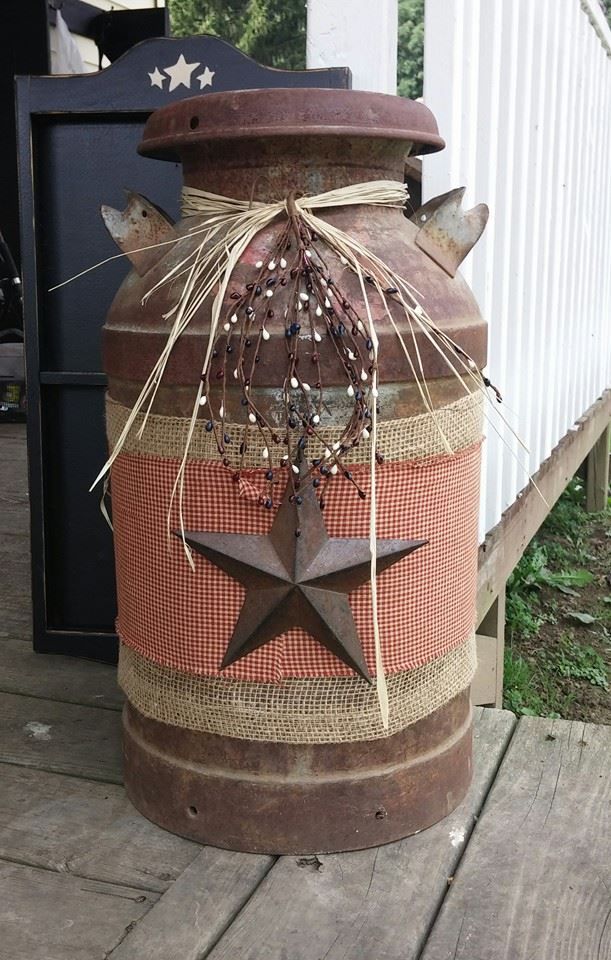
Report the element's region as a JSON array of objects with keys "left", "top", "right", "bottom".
[{"left": 139, "top": 88, "right": 445, "bottom": 161}]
